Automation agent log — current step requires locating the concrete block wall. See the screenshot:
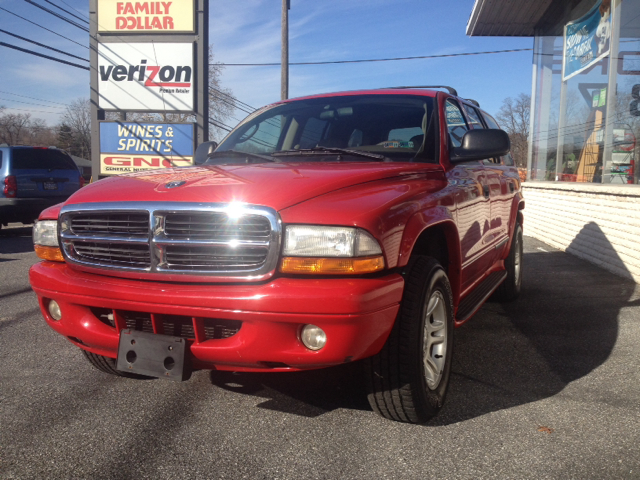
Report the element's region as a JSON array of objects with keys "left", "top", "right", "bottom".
[{"left": 522, "top": 182, "right": 640, "bottom": 283}]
